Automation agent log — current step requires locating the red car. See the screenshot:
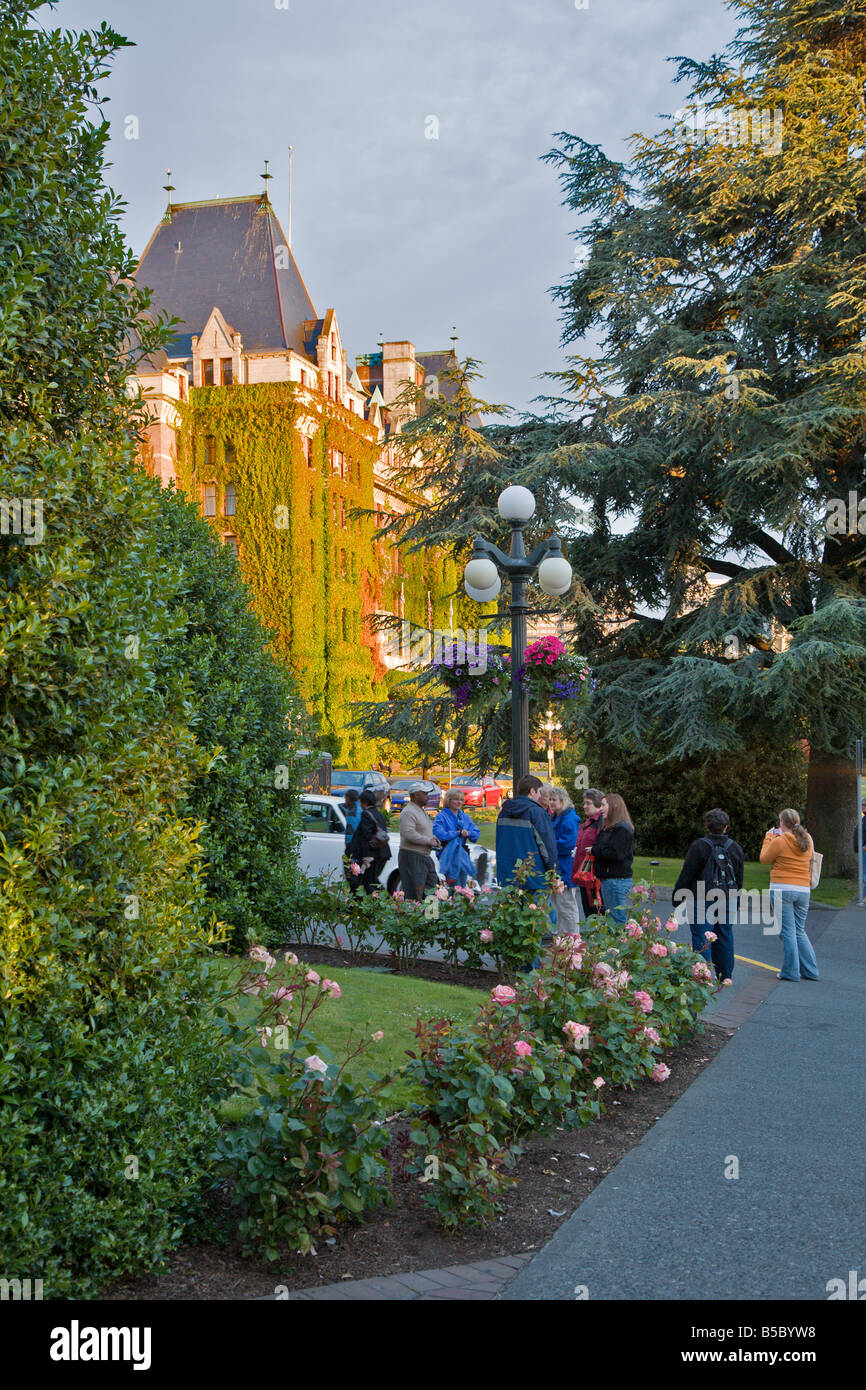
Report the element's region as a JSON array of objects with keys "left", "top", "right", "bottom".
[{"left": 448, "top": 774, "right": 504, "bottom": 808}]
